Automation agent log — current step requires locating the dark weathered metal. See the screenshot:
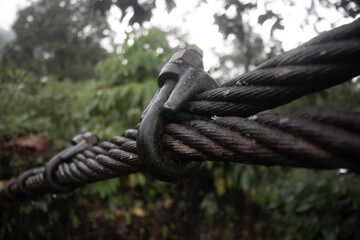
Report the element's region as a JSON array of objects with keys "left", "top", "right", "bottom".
[
  {"left": 1, "top": 20, "right": 360, "bottom": 201},
  {"left": 190, "top": 19, "right": 360, "bottom": 117},
  {"left": 162, "top": 110, "right": 360, "bottom": 172},
  {"left": 44, "top": 132, "right": 98, "bottom": 191},
  {"left": 137, "top": 49, "right": 219, "bottom": 182},
  {"left": 17, "top": 167, "right": 45, "bottom": 198}
]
